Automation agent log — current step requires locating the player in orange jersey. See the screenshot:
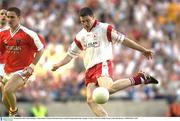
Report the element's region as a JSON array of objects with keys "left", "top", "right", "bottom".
[{"left": 0, "top": 7, "right": 45, "bottom": 116}]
